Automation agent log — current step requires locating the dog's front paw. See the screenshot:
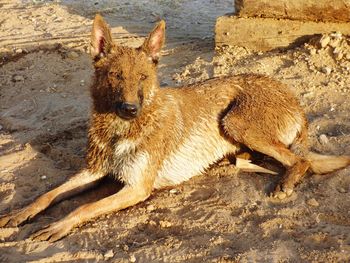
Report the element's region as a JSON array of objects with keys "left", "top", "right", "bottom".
[
  {"left": 0, "top": 209, "right": 31, "bottom": 227},
  {"left": 272, "top": 184, "right": 294, "bottom": 200},
  {"left": 30, "top": 221, "right": 72, "bottom": 242}
]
